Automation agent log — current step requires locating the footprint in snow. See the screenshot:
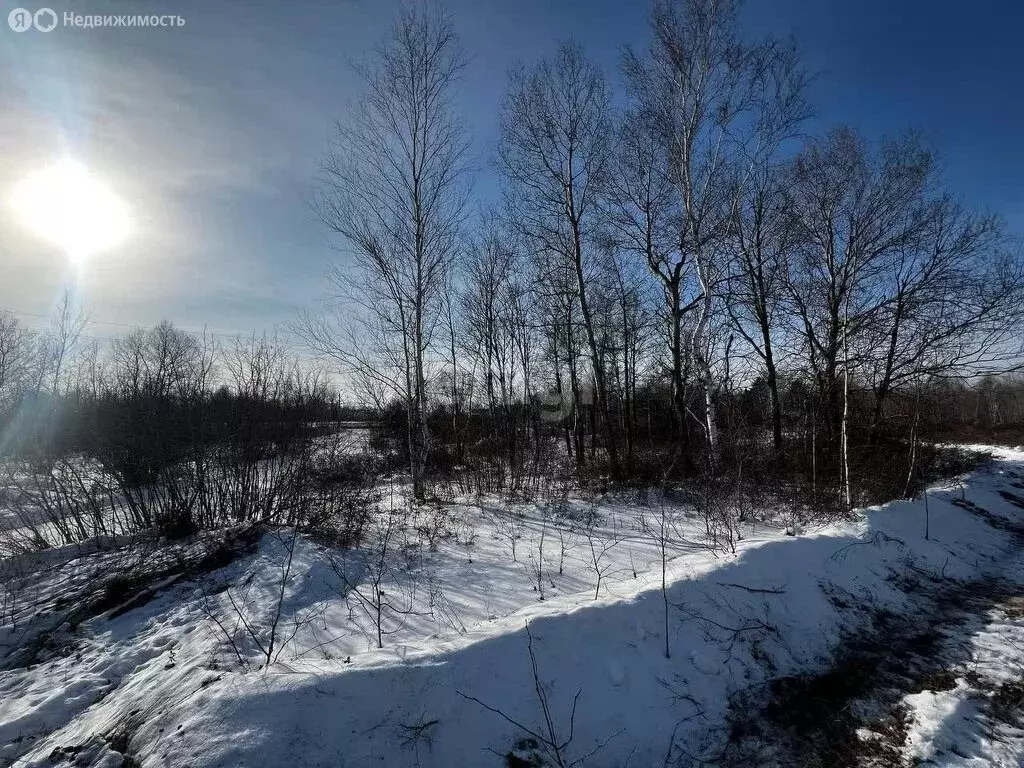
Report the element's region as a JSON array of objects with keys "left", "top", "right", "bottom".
[{"left": 607, "top": 659, "right": 625, "bottom": 686}]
